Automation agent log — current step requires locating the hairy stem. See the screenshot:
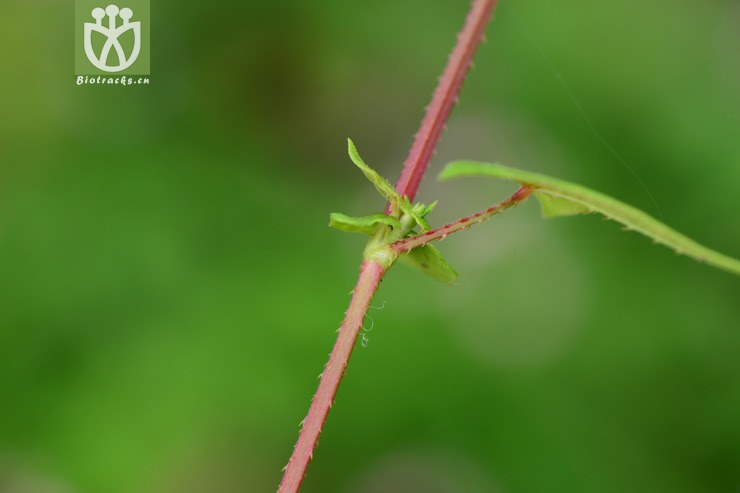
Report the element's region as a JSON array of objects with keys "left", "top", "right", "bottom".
[
  {"left": 279, "top": 1, "right": 498, "bottom": 490},
  {"left": 393, "top": 0, "right": 498, "bottom": 202},
  {"left": 278, "top": 261, "right": 386, "bottom": 493},
  {"left": 391, "top": 186, "right": 533, "bottom": 253}
]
